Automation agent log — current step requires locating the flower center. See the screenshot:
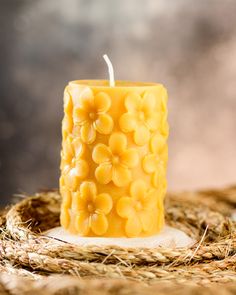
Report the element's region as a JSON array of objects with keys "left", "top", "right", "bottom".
[
  {"left": 112, "top": 155, "right": 120, "bottom": 165},
  {"left": 135, "top": 201, "right": 142, "bottom": 211},
  {"left": 138, "top": 111, "right": 145, "bottom": 121},
  {"left": 87, "top": 203, "right": 95, "bottom": 213},
  {"left": 89, "top": 112, "right": 96, "bottom": 120}
]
